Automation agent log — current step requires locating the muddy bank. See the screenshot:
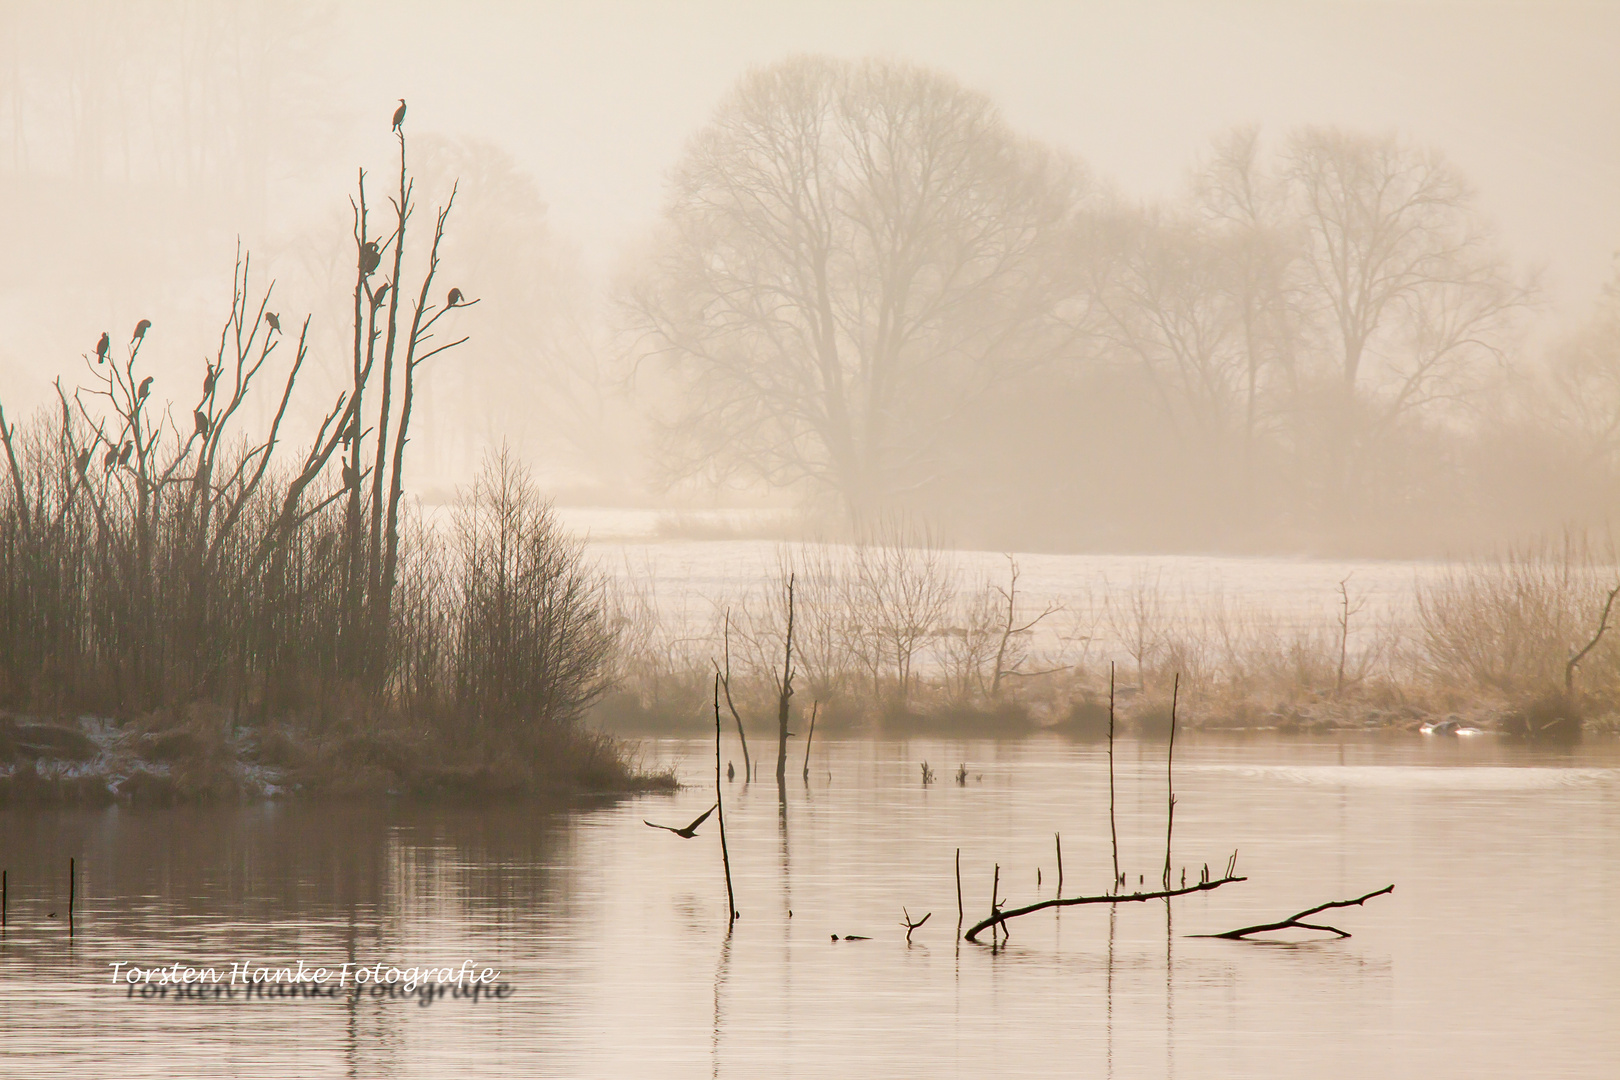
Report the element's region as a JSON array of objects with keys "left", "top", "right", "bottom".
[{"left": 0, "top": 711, "right": 676, "bottom": 806}]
